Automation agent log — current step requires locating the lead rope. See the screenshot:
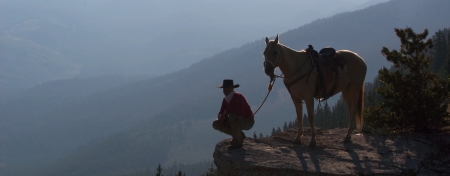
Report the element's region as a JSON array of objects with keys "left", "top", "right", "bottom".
[{"left": 252, "top": 76, "right": 280, "bottom": 116}]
